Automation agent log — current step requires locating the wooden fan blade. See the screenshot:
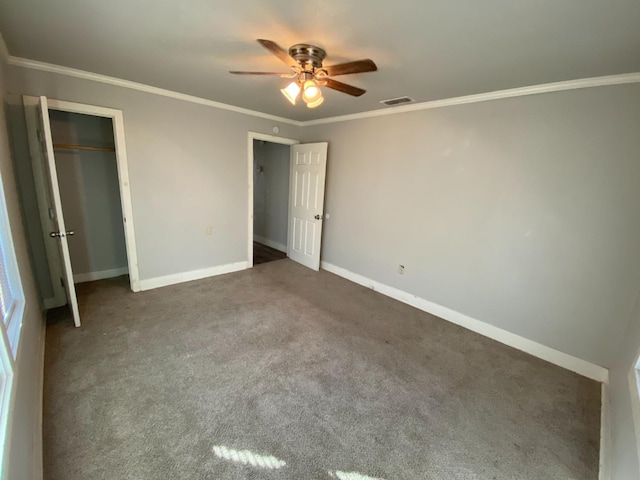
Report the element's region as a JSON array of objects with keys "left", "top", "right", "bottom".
[
  {"left": 321, "top": 78, "right": 366, "bottom": 96},
  {"left": 257, "top": 39, "right": 295, "bottom": 66},
  {"left": 324, "top": 59, "right": 377, "bottom": 76},
  {"left": 229, "top": 71, "right": 292, "bottom": 77}
]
